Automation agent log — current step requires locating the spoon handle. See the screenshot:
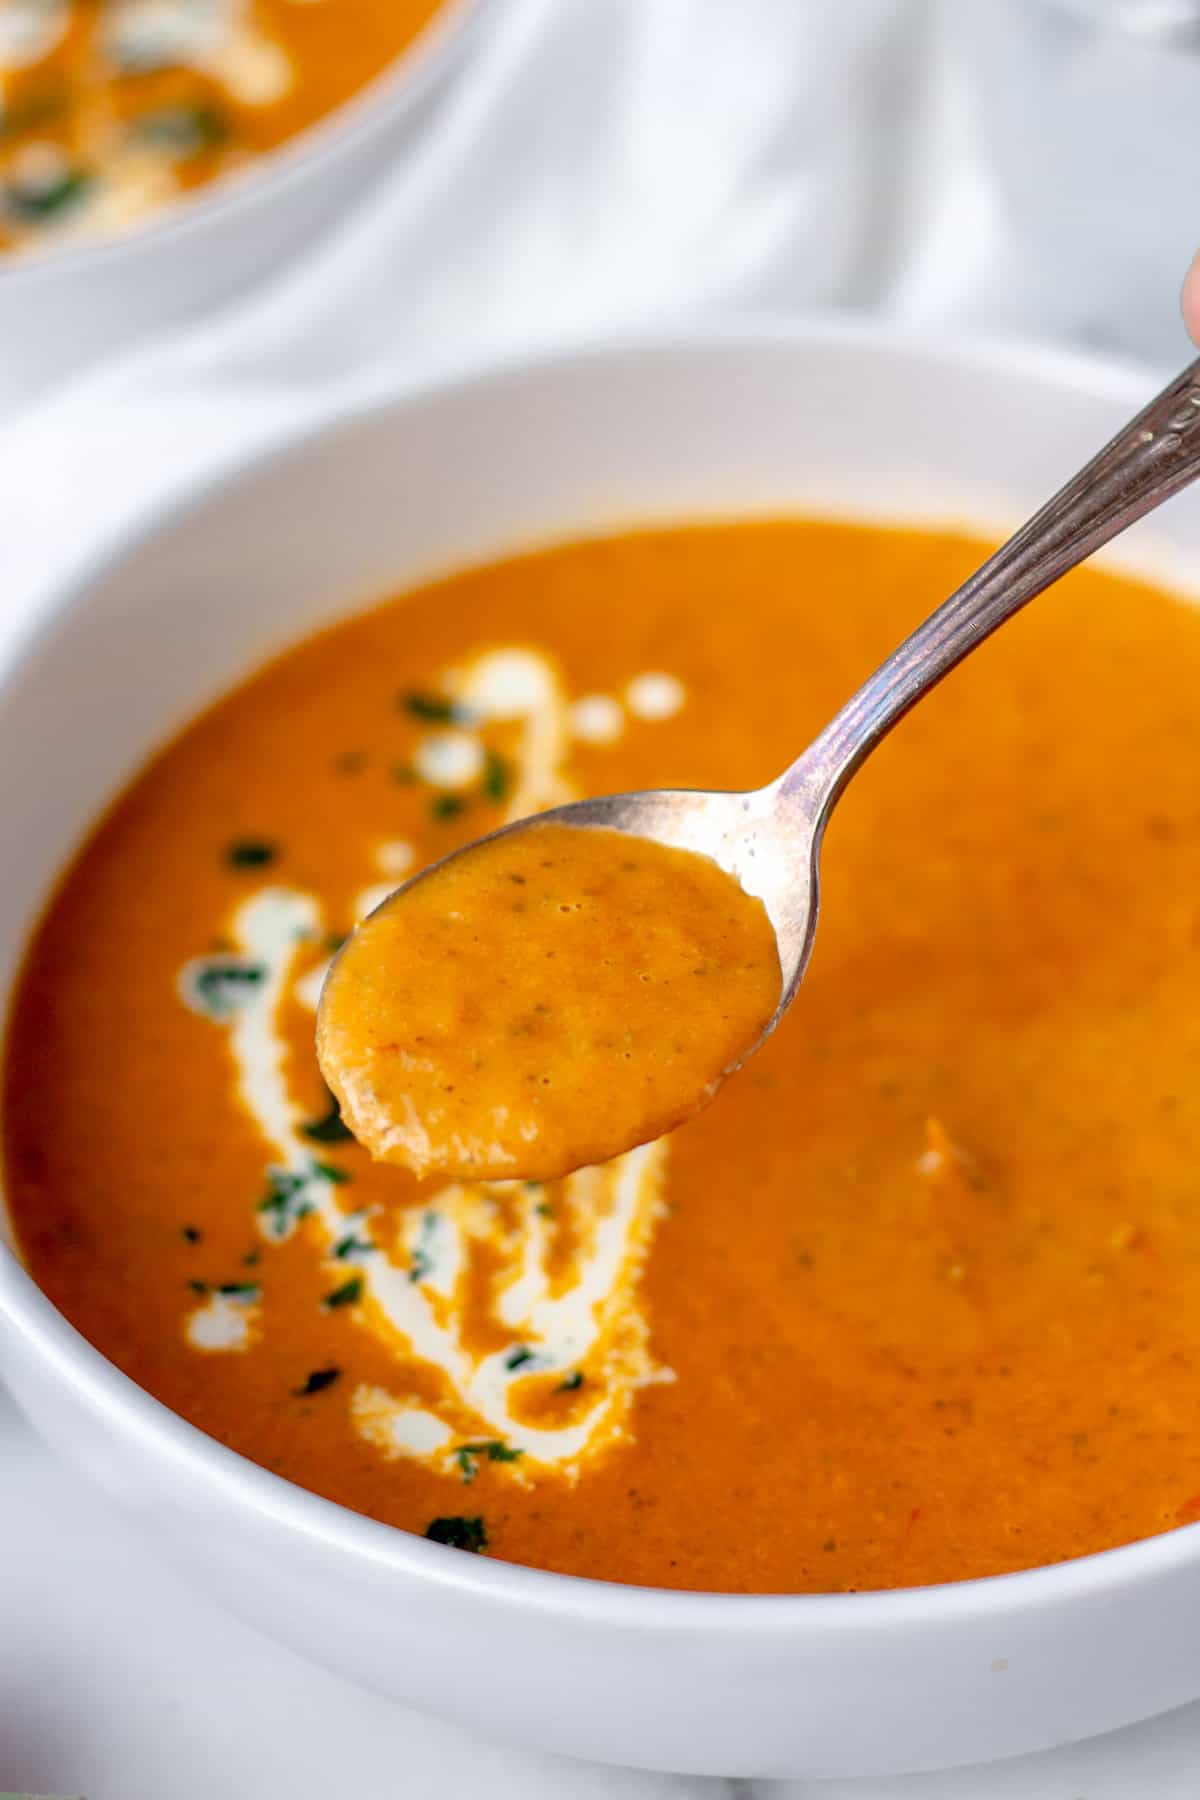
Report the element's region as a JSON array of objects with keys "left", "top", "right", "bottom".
[{"left": 790, "top": 355, "right": 1200, "bottom": 813}]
